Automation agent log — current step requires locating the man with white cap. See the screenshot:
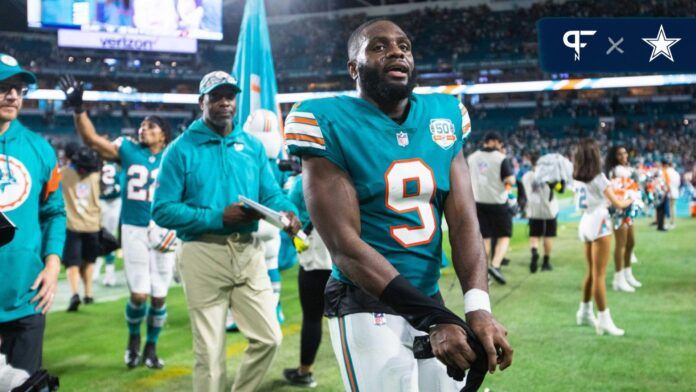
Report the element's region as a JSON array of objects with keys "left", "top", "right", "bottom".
[
  {"left": 0, "top": 54, "right": 66, "bottom": 377},
  {"left": 152, "top": 70, "right": 301, "bottom": 392}
]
